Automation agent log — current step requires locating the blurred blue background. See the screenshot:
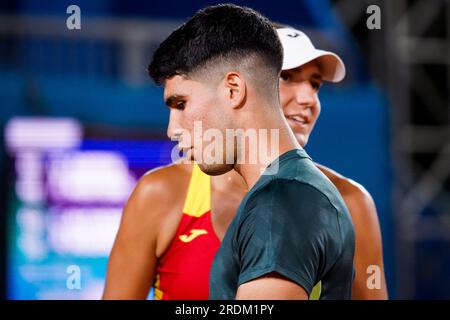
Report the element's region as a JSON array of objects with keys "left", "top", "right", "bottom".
[{"left": 0, "top": 0, "right": 448, "bottom": 299}]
